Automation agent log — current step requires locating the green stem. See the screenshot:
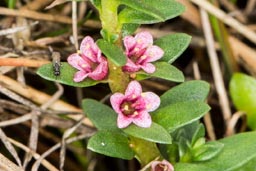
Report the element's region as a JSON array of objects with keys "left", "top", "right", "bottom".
[
  {"left": 129, "top": 136, "right": 161, "bottom": 166},
  {"left": 100, "top": 0, "right": 130, "bottom": 93},
  {"left": 100, "top": 0, "right": 162, "bottom": 166}
]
